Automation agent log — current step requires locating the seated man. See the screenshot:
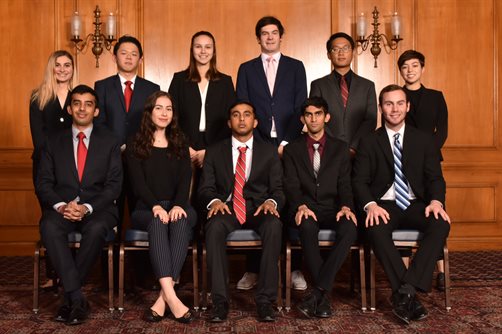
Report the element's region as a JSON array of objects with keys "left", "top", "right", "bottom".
[
  {"left": 36, "top": 85, "right": 122, "bottom": 326},
  {"left": 283, "top": 97, "right": 357, "bottom": 318},
  {"left": 352, "top": 84, "right": 451, "bottom": 324},
  {"left": 199, "top": 101, "right": 285, "bottom": 323}
]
